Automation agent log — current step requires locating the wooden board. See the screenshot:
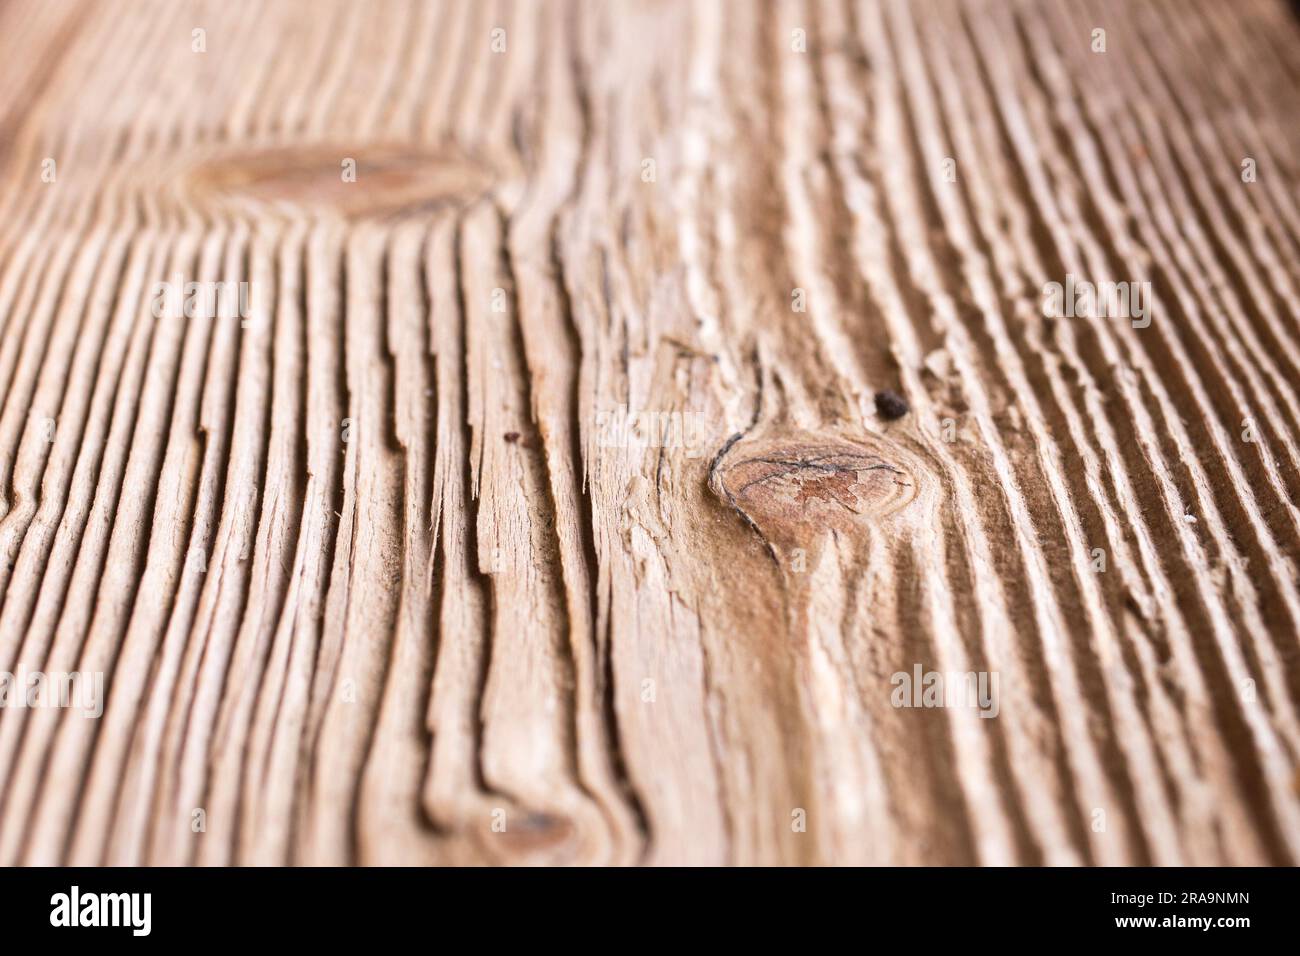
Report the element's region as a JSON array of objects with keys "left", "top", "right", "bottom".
[{"left": 1, "top": 0, "right": 1299, "bottom": 866}]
